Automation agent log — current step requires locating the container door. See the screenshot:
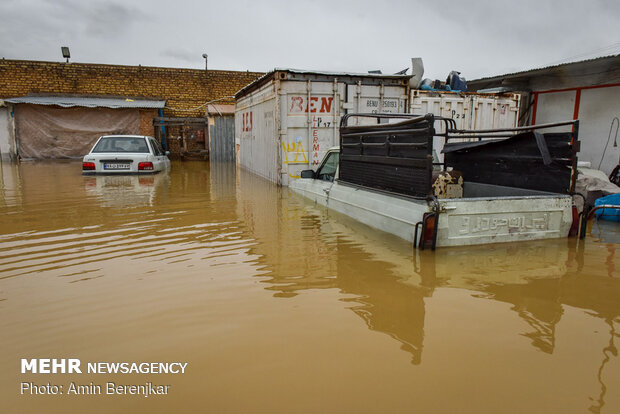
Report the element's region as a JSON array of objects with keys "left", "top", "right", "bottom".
[
  {"left": 471, "top": 95, "right": 520, "bottom": 130},
  {"left": 343, "top": 83, "right": 408, "bottom": 126},
  {"left": 280, "top": 80, "right": 344, "bottom": 186}
]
